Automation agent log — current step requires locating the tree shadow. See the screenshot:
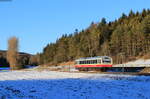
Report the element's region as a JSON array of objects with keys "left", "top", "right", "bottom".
[{"left": 0, "top": 76, "right": 150, "bottom": 99}]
